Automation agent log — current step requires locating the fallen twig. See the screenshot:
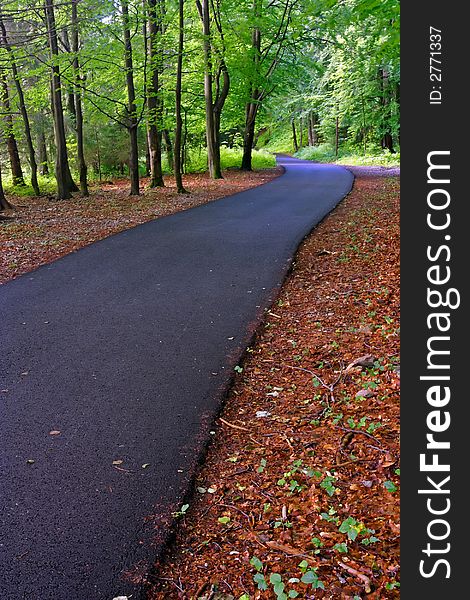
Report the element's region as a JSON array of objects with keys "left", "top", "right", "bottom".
[
  {"left": 337, "top": 426, "right": 384, "bottom": 446},
  {"left": 265, "top": 540, "right": 317, "bottom": 565},
  {"left": 219, "top": 417, "right": 250, "bottom": 432},
  {"left": 337, "top": 561, "right": 372, "bottom": 593}
]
